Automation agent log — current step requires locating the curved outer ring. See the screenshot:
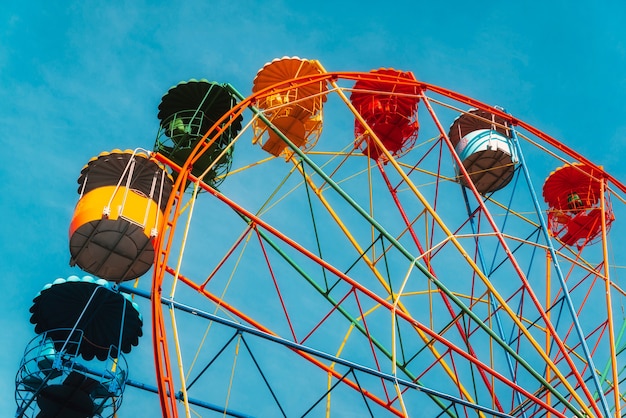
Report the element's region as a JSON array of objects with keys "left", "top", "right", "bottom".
[{"left": 149, "top": 69, "right": 626, "bottom": 417}]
